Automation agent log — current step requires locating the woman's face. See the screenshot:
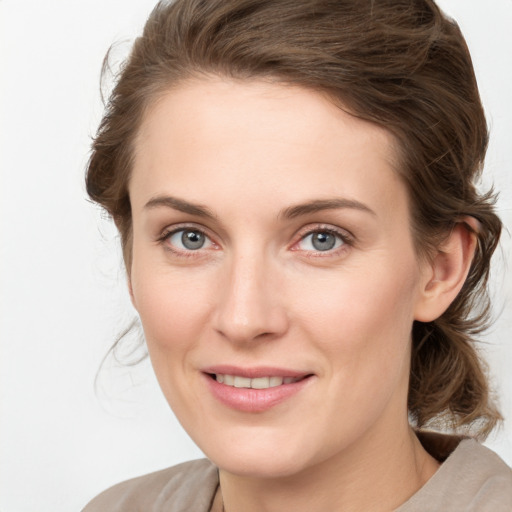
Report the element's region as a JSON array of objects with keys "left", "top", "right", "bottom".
[{"left": 128, "top": 78, "right": 432, "bottom": 477}]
